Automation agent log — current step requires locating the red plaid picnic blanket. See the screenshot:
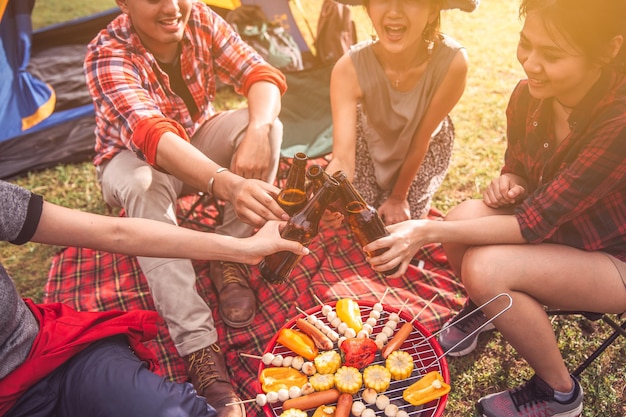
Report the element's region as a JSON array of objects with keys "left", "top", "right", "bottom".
[{"left": 44, "top": 163, "right": 467, "bottom": 415}]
